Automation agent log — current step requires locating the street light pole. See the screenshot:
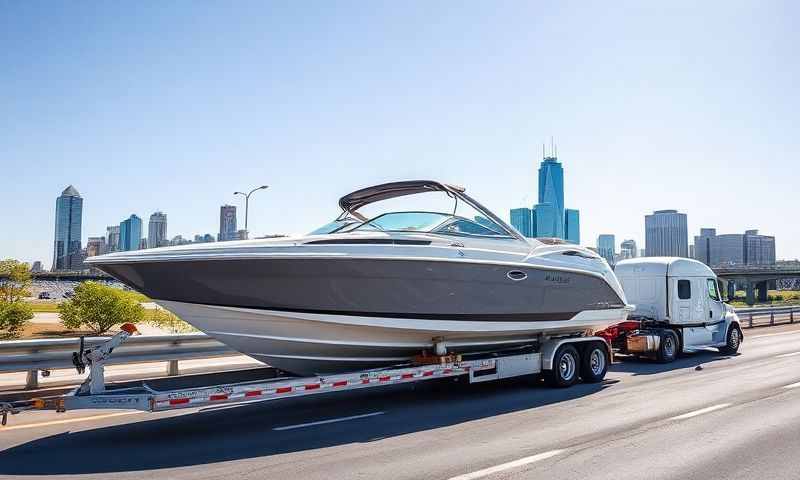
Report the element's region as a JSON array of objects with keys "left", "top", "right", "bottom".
[{"left": 233, "top": 185, "right": 269, "bottom": 238}]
